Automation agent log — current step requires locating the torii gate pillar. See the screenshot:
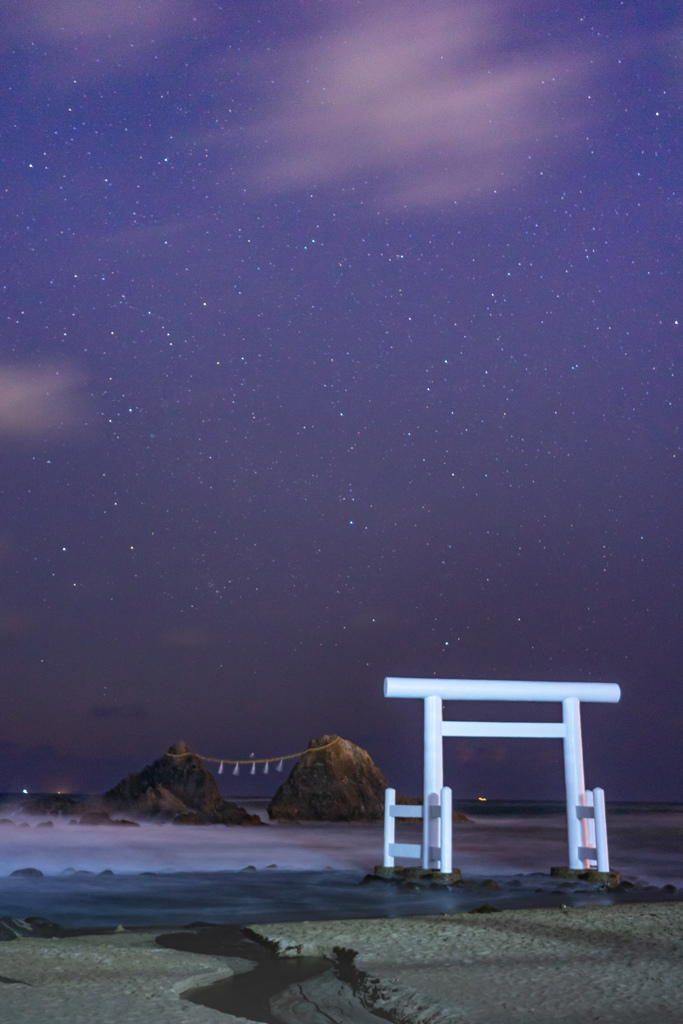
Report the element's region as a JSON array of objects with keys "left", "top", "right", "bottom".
[{"left": 423, "top": 695, "right": 443, "bottom": 869}]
